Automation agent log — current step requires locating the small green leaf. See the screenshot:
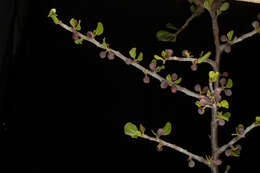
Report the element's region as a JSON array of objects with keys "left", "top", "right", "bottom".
[
  {"left": 75, "top": 20, "right": 81, "bottom": 31},
  {"left": 129, "top": 48, "right": 137, "bottom": 59},
  {"left": 166, "top": 74, "right": 172, "bottom": 82},
  {"left": 95, "top": 22, "right": 104, "bottom": 36},
  {"left": 124, "top": 122, "right": 141, "bottom": 138},
  {"left": 195, "top": 101, "right": 201, "bottom": 107},
  {"left": 139, "top": 124, "right": 145, "bottom": 134},
  {"left": 70, "top": 18, "right": 77, "bottom": 28},
  {"left": 48, "top": 9, "right": 59, "bottom": 24},
  {"left": 154, "top": 55, "right": 166, "bottom": 64},
  {"left": 74, "top": 37, "right": 84, "bottom": 44},
  {"left": 137, "top": 52, "right": 143, "bottom": 62},
  {"left": 231, "top": 150, "right": 240, "bottom": 157},
  {"left": 223, "top": 112, "right": 231, "bottom": 121},
  {"left": 227, "top": 30, "right": 234, "bottom": 41},
  {"left": 161, "top": 50, "right": 167, "bottom": 57},
  {"left": 156, "top": 30, "right": 176, "bottom": 42},
  {"left": 101, "top": 38, "right": 107, "bottom": 49},
  {"left": 220, "top": 100, "right": 229, "bottom": 109},
  {"left": 173, "top": 77, "right": 182, "bottom": 85},
  {"left": 166, "top": 23, "right": 178, "bottom": 31},
  {"left": 162, "top": 122, "right": 172, "bottom": 136},
  {"left": 224, "top": 165, "right": 231, "bottom": 173},
  {"left": 209, "top": 71, "right": 219, "bottom": 82},
  {"left": 220, "top": 2, "right": 230, "bottom": 12},
  {"left": 256, "top": 116, "right": 260, "bottom": 123},
  {"left": 190, "top": 5, "right": 196, "bottom": 13},
  {"left": 226, "top": 79, "right": 233, "bottom": 88},
  {"left": 207, "top": 90, "right": 211, "bottom": 97},
  {"left": 198, "top": 51, "right": 211, "bottom": 64}
]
